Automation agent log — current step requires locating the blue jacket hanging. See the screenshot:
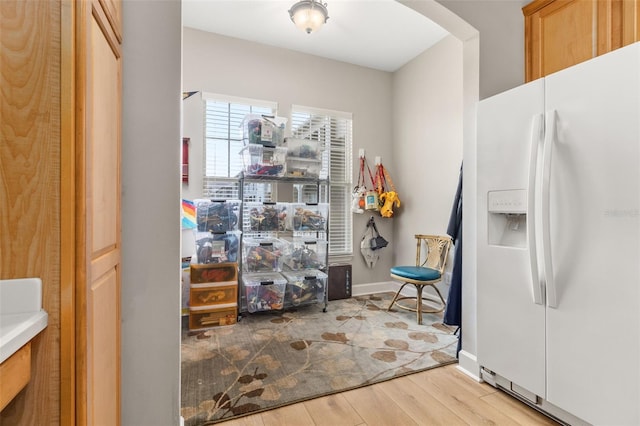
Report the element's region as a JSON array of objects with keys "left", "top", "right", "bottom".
[{"left": 444, "top": 164, "right": 463, "bottom": 355}]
